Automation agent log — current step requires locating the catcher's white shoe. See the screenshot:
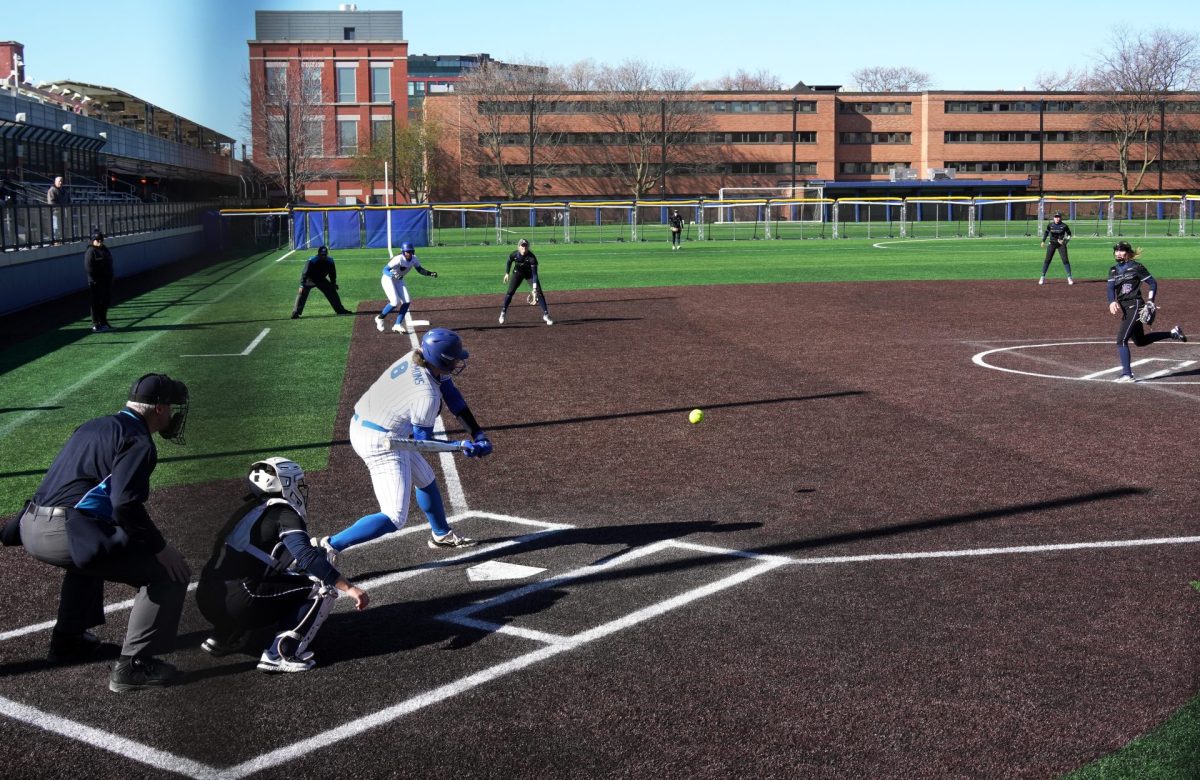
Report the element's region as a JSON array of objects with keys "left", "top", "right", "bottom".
[
  {"left": 428, "top": 530, "right": 477, "bottom": 549},
  {"left": 543, "top": 314, "right": 554, "bottom": 326},
  {"left": 374, "top": 316, "right": 385, "bottom": 332},
  {"left": 257, "top": 651, "right": 315, "bottom": 673},
  {"left": 392, "top": 320, "right": 406, "bottom": 333}
]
